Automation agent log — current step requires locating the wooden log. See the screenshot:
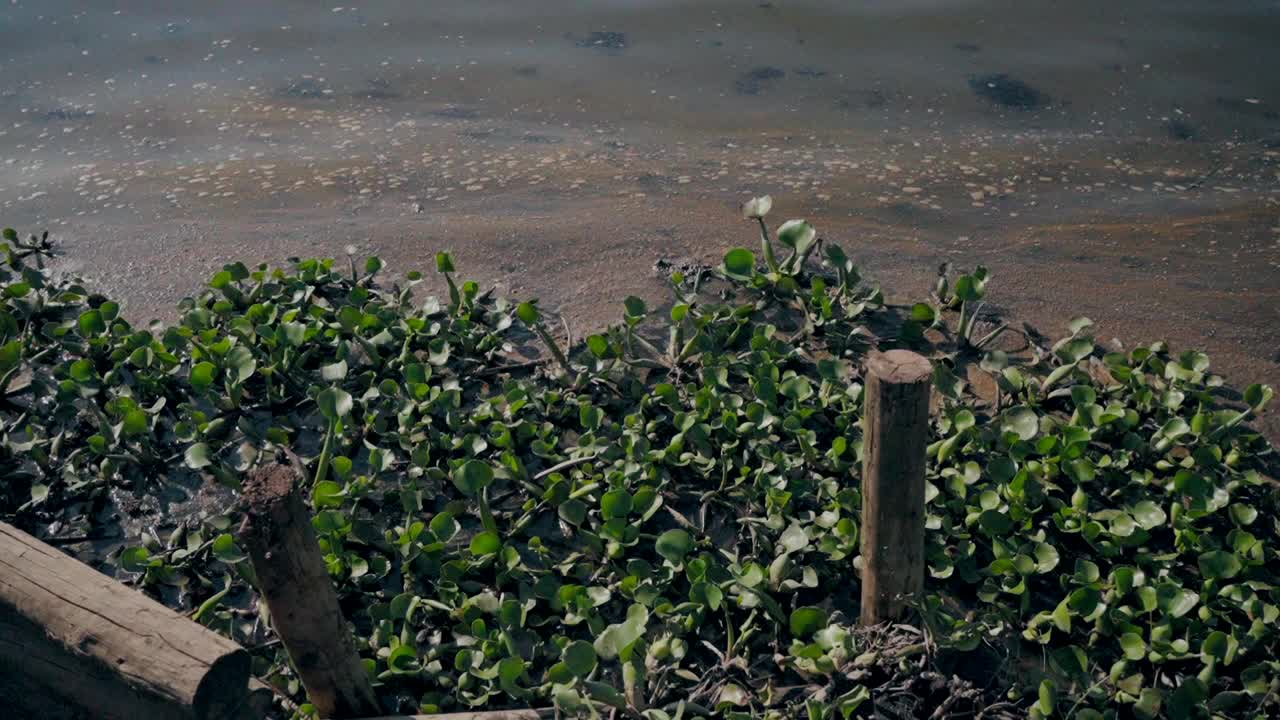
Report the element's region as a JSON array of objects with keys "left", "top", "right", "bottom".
[
  {"left": 359, "top": 710, "right": 554, "bottom": 720},
  {"left": 859, "top": 349, "right": 933, "bottom": 625},
  {"left": 239, "top": 459, "right": 380, "bottom": 719},
  {"left": 0, "top": 522, "right": 252, "bottom": 720}
]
